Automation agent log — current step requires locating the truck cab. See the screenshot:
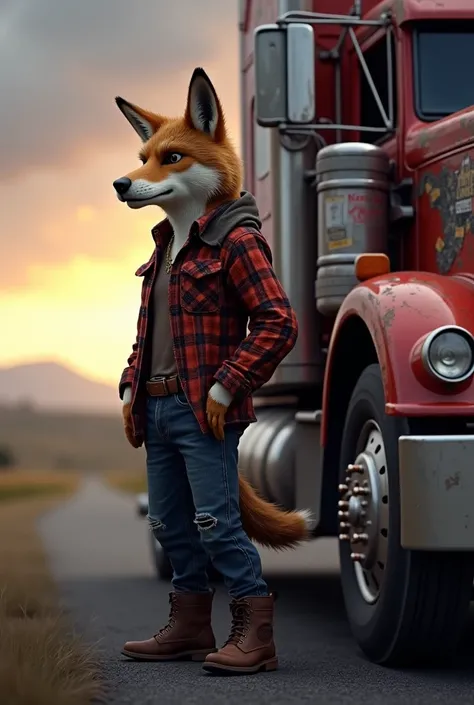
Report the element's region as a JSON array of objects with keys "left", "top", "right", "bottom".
[{"left": 239, "top": 0, "right": 474, "bottom": 667}]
